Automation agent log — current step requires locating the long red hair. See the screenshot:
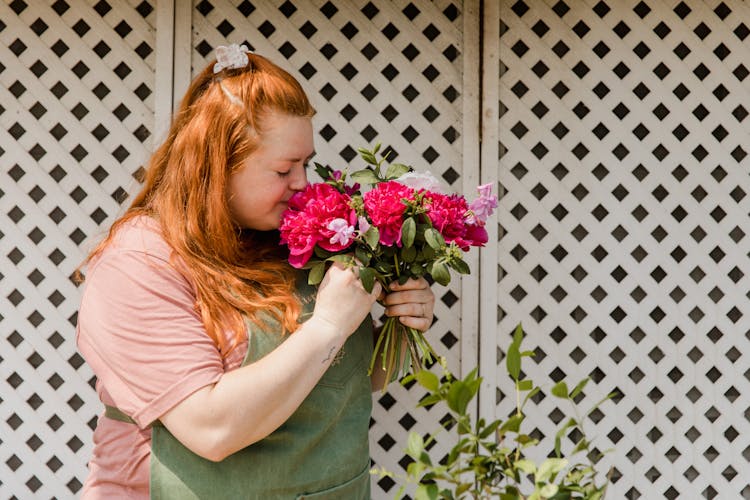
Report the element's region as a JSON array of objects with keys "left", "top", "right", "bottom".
[{"left": 82, "top": 53, "right": 315, "bottom": 357}]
